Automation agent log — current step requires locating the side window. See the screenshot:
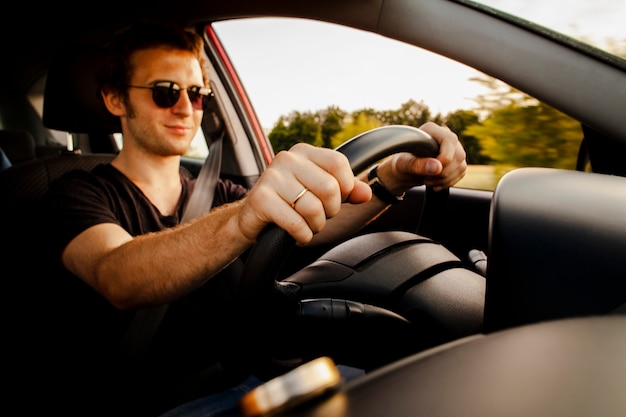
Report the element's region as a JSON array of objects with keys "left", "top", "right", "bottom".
[
  {"left": 213, "top": 17, "right": 583, "bottom": 191},
  {"left": 185, "top": 129, "right": 209, "bottom": 158}
]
